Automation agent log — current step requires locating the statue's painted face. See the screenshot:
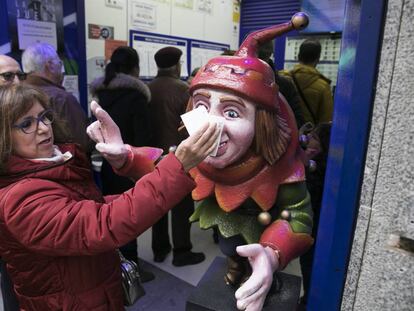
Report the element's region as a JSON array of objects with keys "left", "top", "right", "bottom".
[{"left": 193, "top": 88, "right": 256, "bottom": 168}]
